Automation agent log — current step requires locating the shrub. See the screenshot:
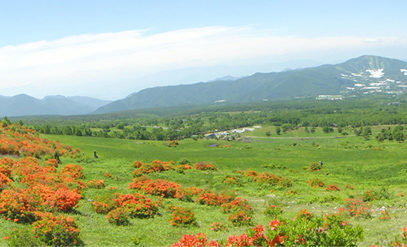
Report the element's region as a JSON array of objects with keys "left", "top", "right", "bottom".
[
  {"left": 196, "top": 191, "right": 233, "bottom": 206},
  {"left": 107, "top": 207, "right": 130, "bottom": 225},
  {"left": 32, "top": 212, "right": 82, "bottom": 246},
  {"left": 171, "top": 233, "right": 221, "bottom": 247},
  {"left": 169, "top": 206, "right": 197, "bottom": 227},
  {"left": 221, "top": 197, "right": 252, "bottom": 214},
  {"left": 194, "top": 162, "right": 217, "bottom": 171},
  {"left": 87, "top": 179, "right": 105, "bottom": 189},
  {"left": 61, "top": 164, "right": 84, "bottom": 179},
  {"left": 4, "top": 227, "right": 46, "bottom": 247},
  {"left": 339, "top": 197, "right": 371, "bottom": 218},
  {"left": 325, "top": 184, "right": 340, "bottom": 191},
  {"left": 308, "top": 162, "right": 322, "bottom": 172},
  {"left": 129, "top": 177, "right": 184, "bottom": 198},
  {"left": 307, "top": 178, "right": 325, "bottom": 188},
  {"left": 228, "top": 210, "right": 252, "bottom": 226}
]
